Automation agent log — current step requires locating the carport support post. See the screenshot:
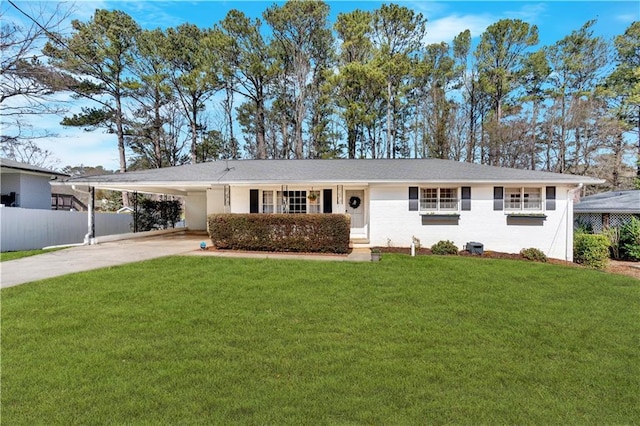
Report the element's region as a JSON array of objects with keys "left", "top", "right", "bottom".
[
  {"left": 85, "top": 186, "right": 95, "bottom": 244},
  {"left": 133, "top": 191, "right": 138, "bottom": 232}
]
